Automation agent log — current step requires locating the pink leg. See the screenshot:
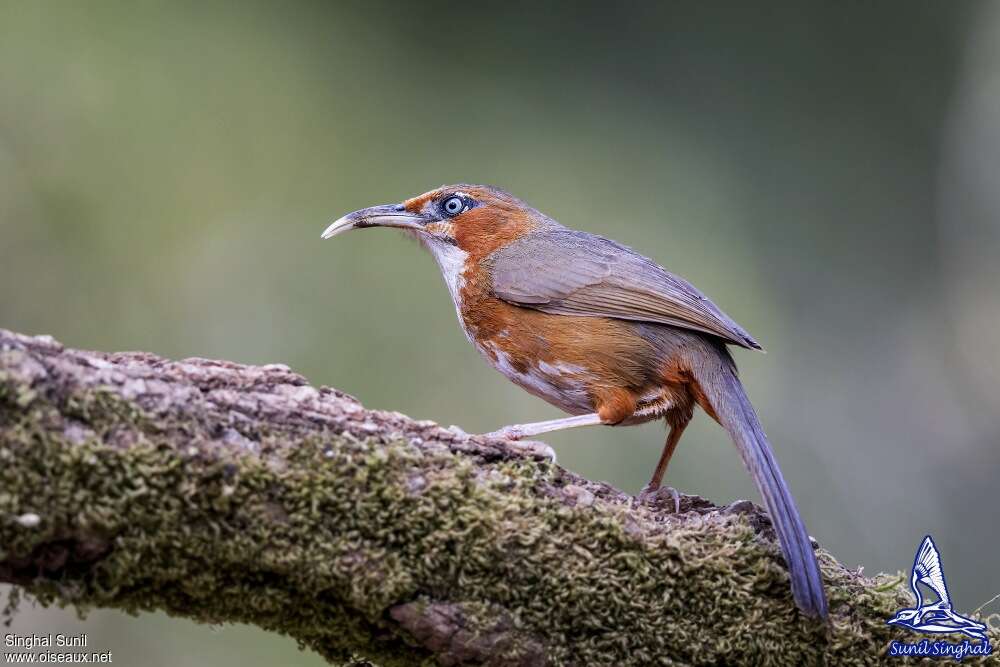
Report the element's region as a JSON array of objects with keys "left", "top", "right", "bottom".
[{"left": 486, "top": 413, "right": 604, "bottom": 440}]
